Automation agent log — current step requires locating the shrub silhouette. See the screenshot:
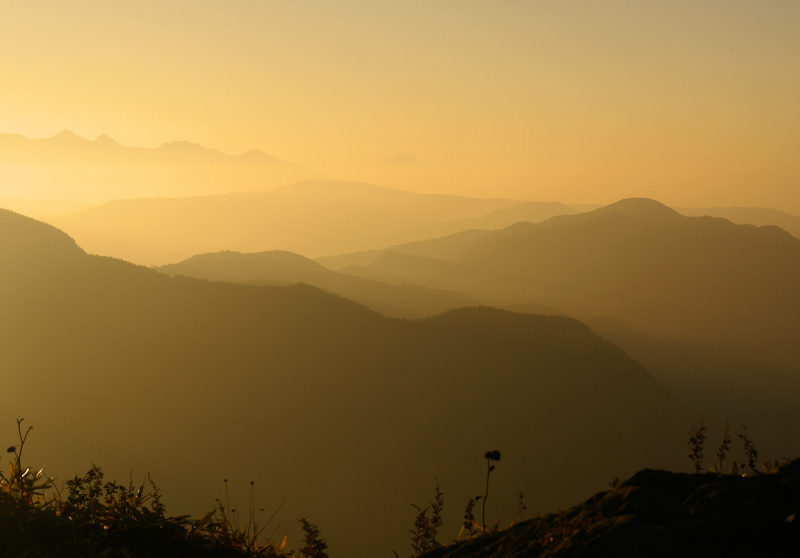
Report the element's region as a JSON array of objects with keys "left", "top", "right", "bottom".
[
  {"left": 739, "top": 425, "right": 759, "bottom": 475},
  {"left": 0, "top": 419, "right": 299, "bottom": 557},
  {"left": 298, "top": 517, "right": 329, "bottom": 558},
  {"left": 687, "top": 413, "right": 706, "bottom": 473},
  {"left": 408, "top": 479, "right": 444, "bottom": 556}
]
